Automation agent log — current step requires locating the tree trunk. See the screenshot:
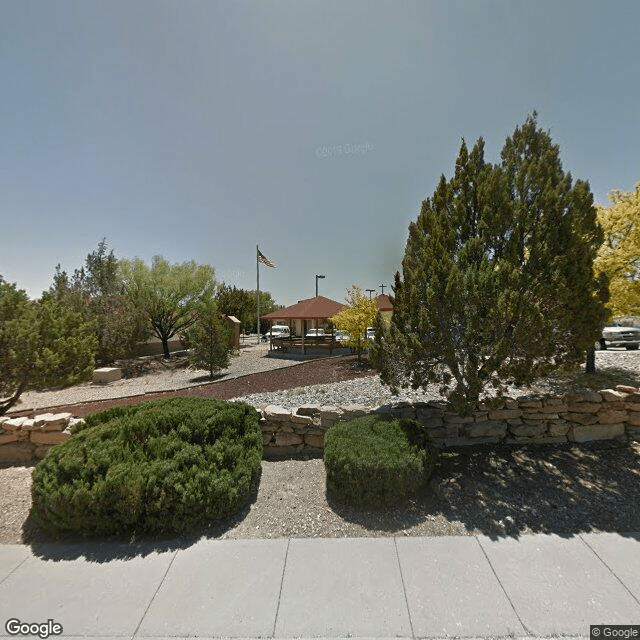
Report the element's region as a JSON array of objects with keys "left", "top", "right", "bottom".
[
  {"left": 161, "top": 336, "right": 171, "bottom": 359},
  {"left": 585, "top": 346, "right": 596, "bottom": 374},
  {"left": 0, "top": 380, "right": 27, "bottom": 416}
]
